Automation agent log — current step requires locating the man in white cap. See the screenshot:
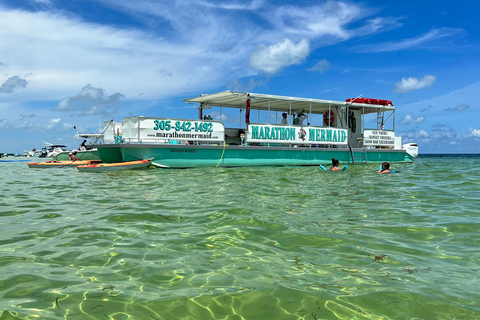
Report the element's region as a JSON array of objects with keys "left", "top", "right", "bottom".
[{"left": 68, "top": 150, "right": 78, "bottom": 161}]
